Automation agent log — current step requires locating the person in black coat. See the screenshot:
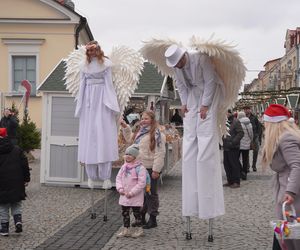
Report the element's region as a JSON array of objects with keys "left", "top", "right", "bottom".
[
  {"left": 0, "top": 108, "right": 19, "bottom": 145},
  {"left": 0, "top": 128, "right": 30, "bottom": 236},
  {"left": 222, "top": 110, "right": 244, "bottom": 188},
  {"left": 244, "top": 106, "right": 262, "bottom": 172},
  {"left": 170, "top": 109, "right": 183, "bottom": 126}
]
